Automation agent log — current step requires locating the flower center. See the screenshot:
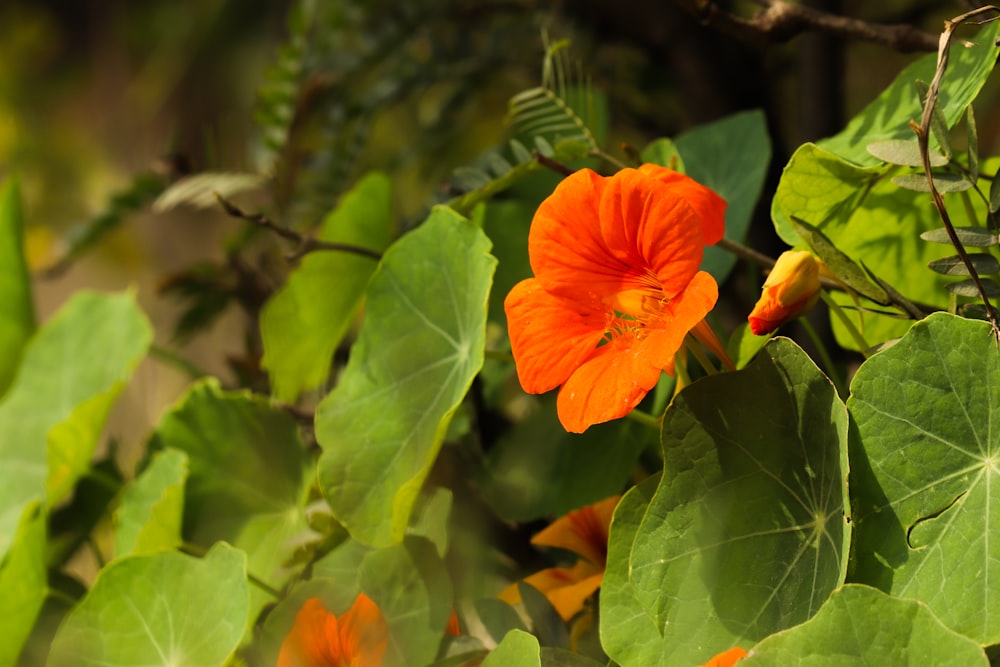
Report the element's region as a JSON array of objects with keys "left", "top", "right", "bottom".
[{"left": 602, "top": 270, "right": 668, "bottom": 342}]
